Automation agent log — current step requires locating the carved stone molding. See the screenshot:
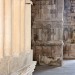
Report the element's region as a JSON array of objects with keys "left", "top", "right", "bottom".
[{"left": 26, "top": 0, "right": 33, "bottom": 5}]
